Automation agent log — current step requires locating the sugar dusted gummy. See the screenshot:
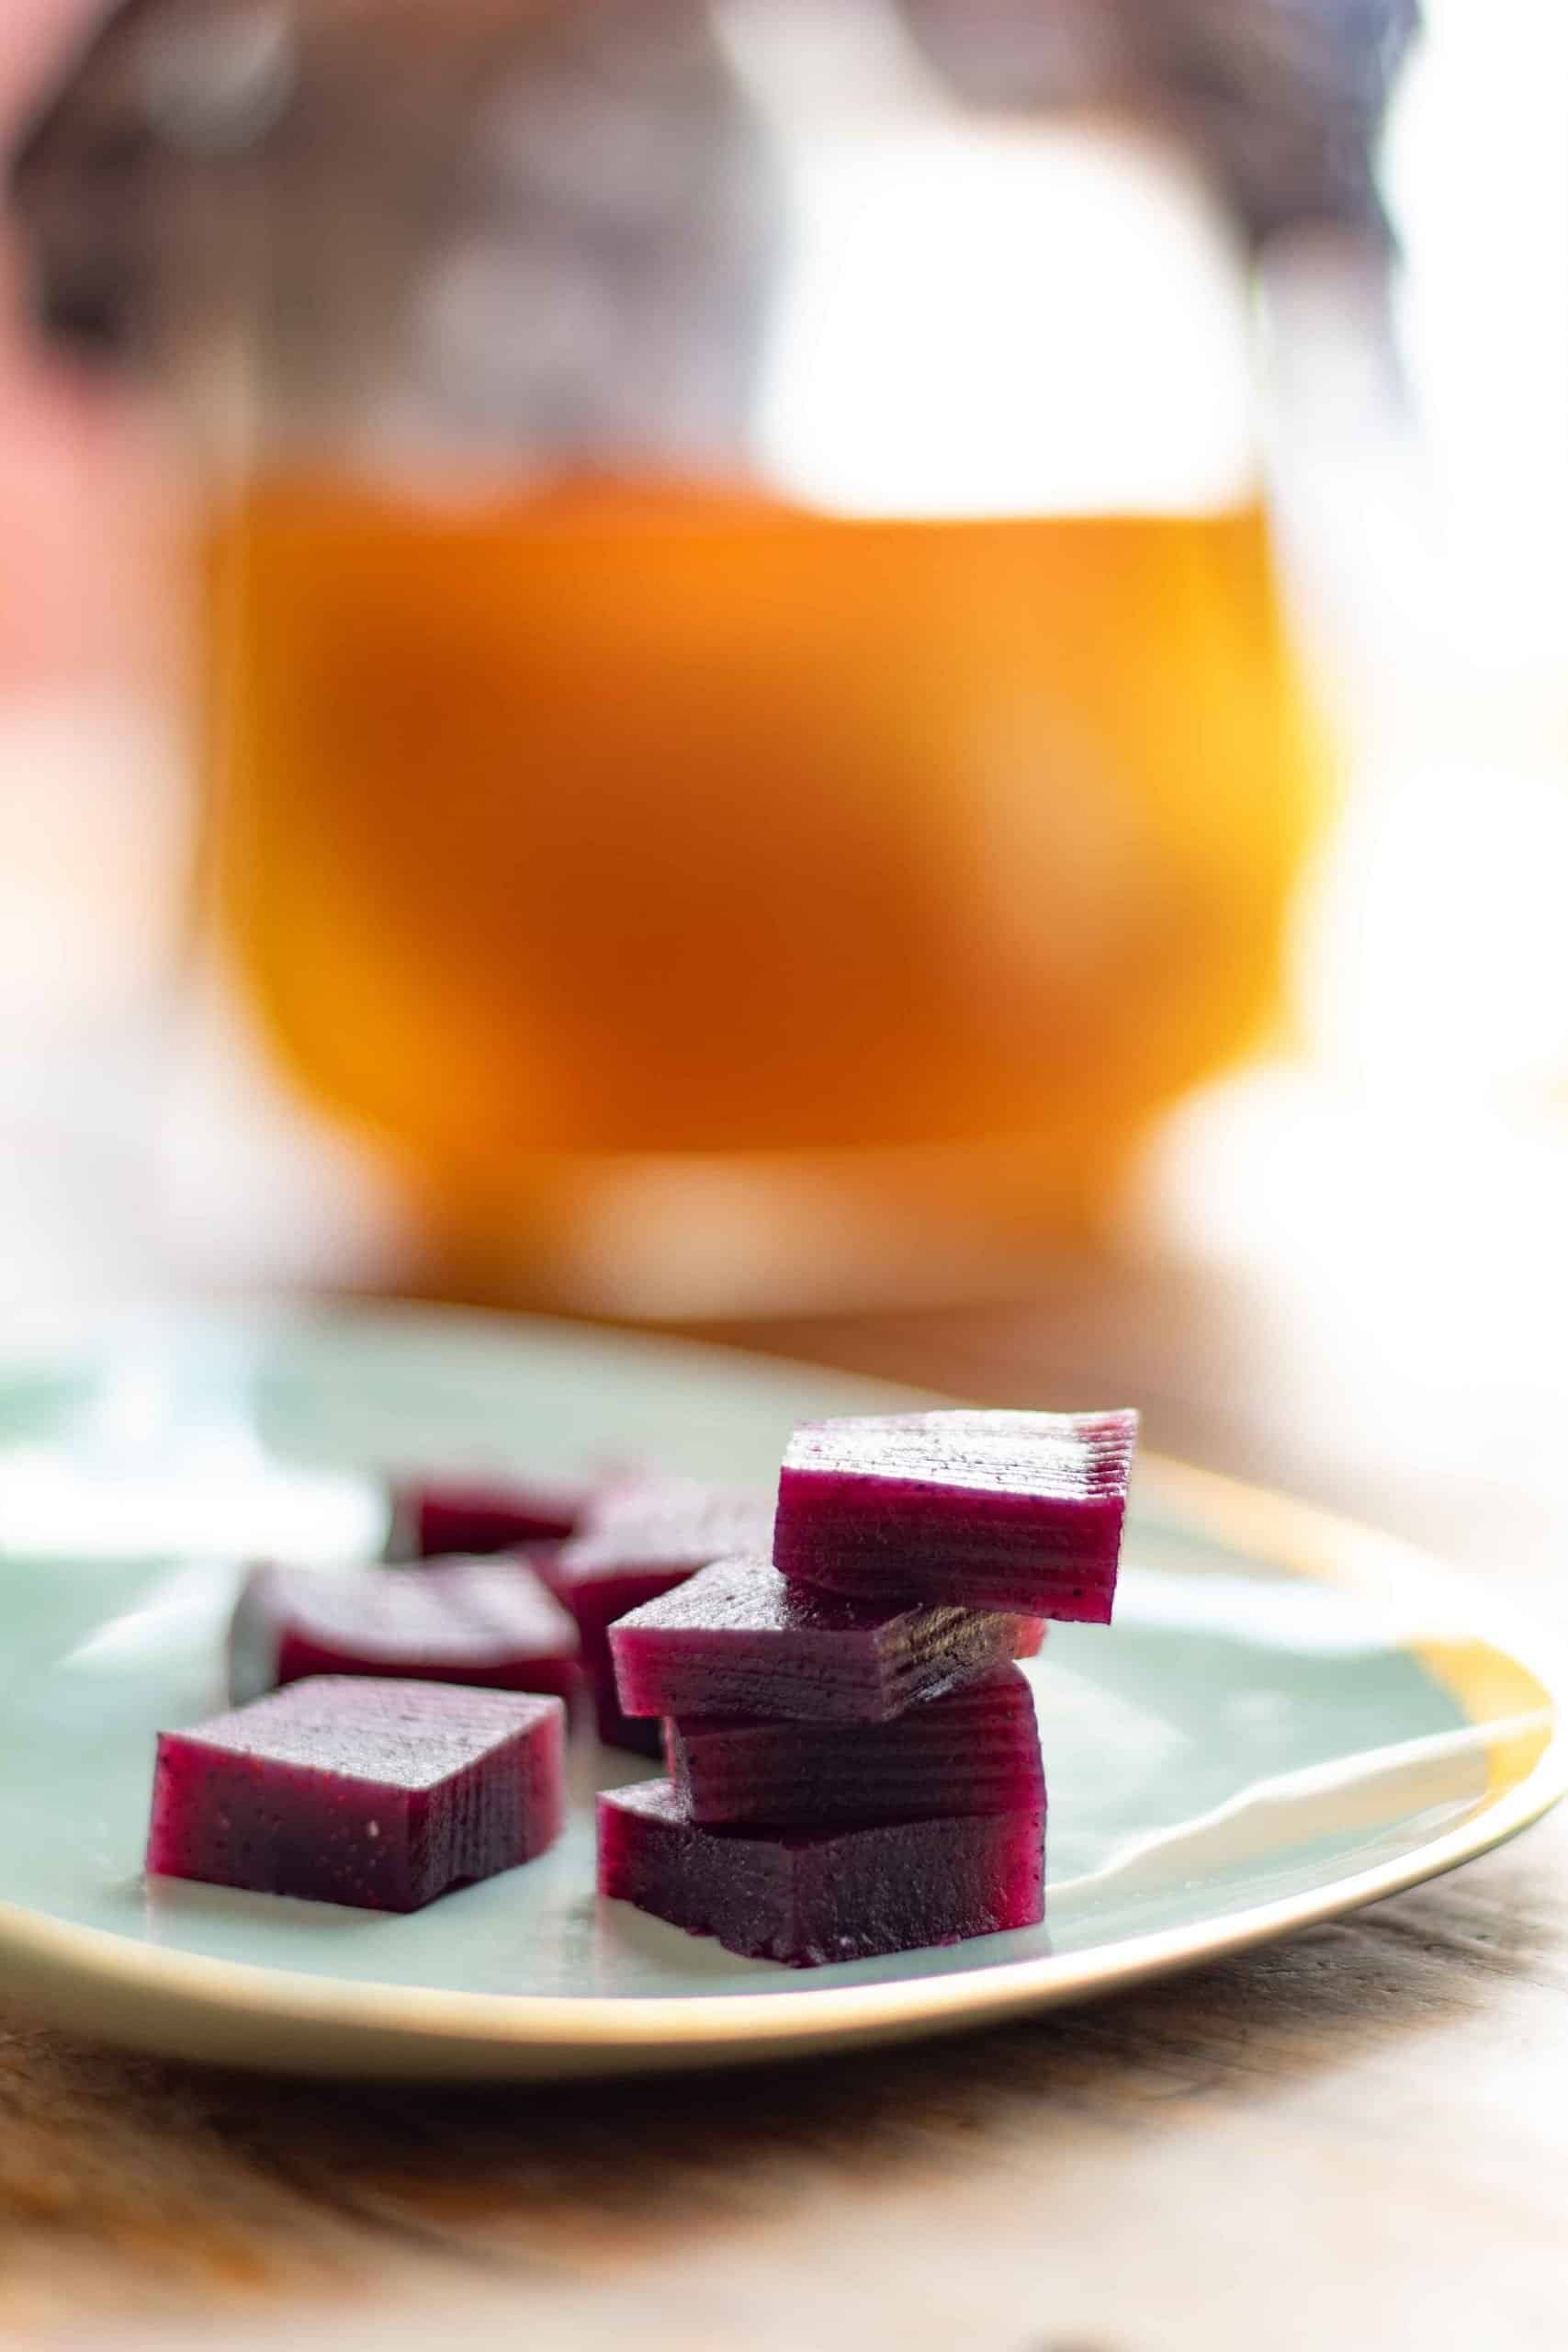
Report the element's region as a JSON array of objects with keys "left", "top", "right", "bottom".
[
  {"left": 147, "top": 1678, "right": 564, "bottom": 1912},
  {"left": 611, "top": 1556, "right": 1043, "bottom": 1725},
  {"left": 598, "top": 1780, "right": 1044, "bottom": 1966},
  {"left": 580, "top": 1473, "right": 748, "bottom": 1534},
  {"left": 555, "top": 1486, "right": 772, "bottom": 1754},
  {"left": 773, "top": 1408, "right": 1138, "bottom": 1620},
  {"left": 556, "top": 1485, "right": 773, "bottom": 1629},
  {"left": 666, "top": 1666, "right": 1043, "bottom": 1826},
  {"left": 389, "top": 1474, "right": 594, "bottom": 1560},
  {"left": 229, "top": 1559, "right": 580, "bottom": 1705}
]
